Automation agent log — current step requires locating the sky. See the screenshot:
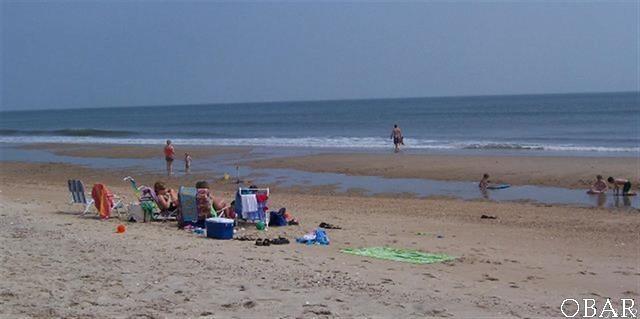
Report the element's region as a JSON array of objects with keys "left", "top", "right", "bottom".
[{"left": 1, "top": 1, "right": 638, "bottom": 111}]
